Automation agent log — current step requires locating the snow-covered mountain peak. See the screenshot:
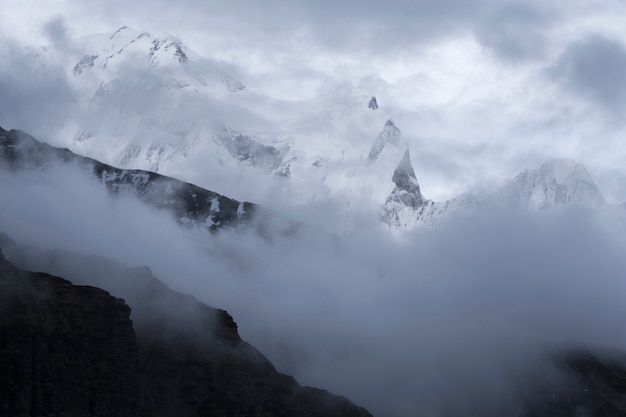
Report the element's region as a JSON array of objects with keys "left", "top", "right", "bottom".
[
  {"left": 390, "top": 148, "right": 424, "bottom": 209},
  {"left": 379, "top": 146, "right": 442, "bottom": 229},
  {"left": 512, "top": 158, "right": 604, "bottom": 210},
  {"left": 28, "top": 27, "right": 267, "bottom": 178},
  {"left": 26, "top": 27, "right": 615, "bottom": 235},
  {"left": 79, "top": 29, "right": 180, "bottom": 67},
  {"left": 36, "top": 26, "right": 236, "bottom": 92}
]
